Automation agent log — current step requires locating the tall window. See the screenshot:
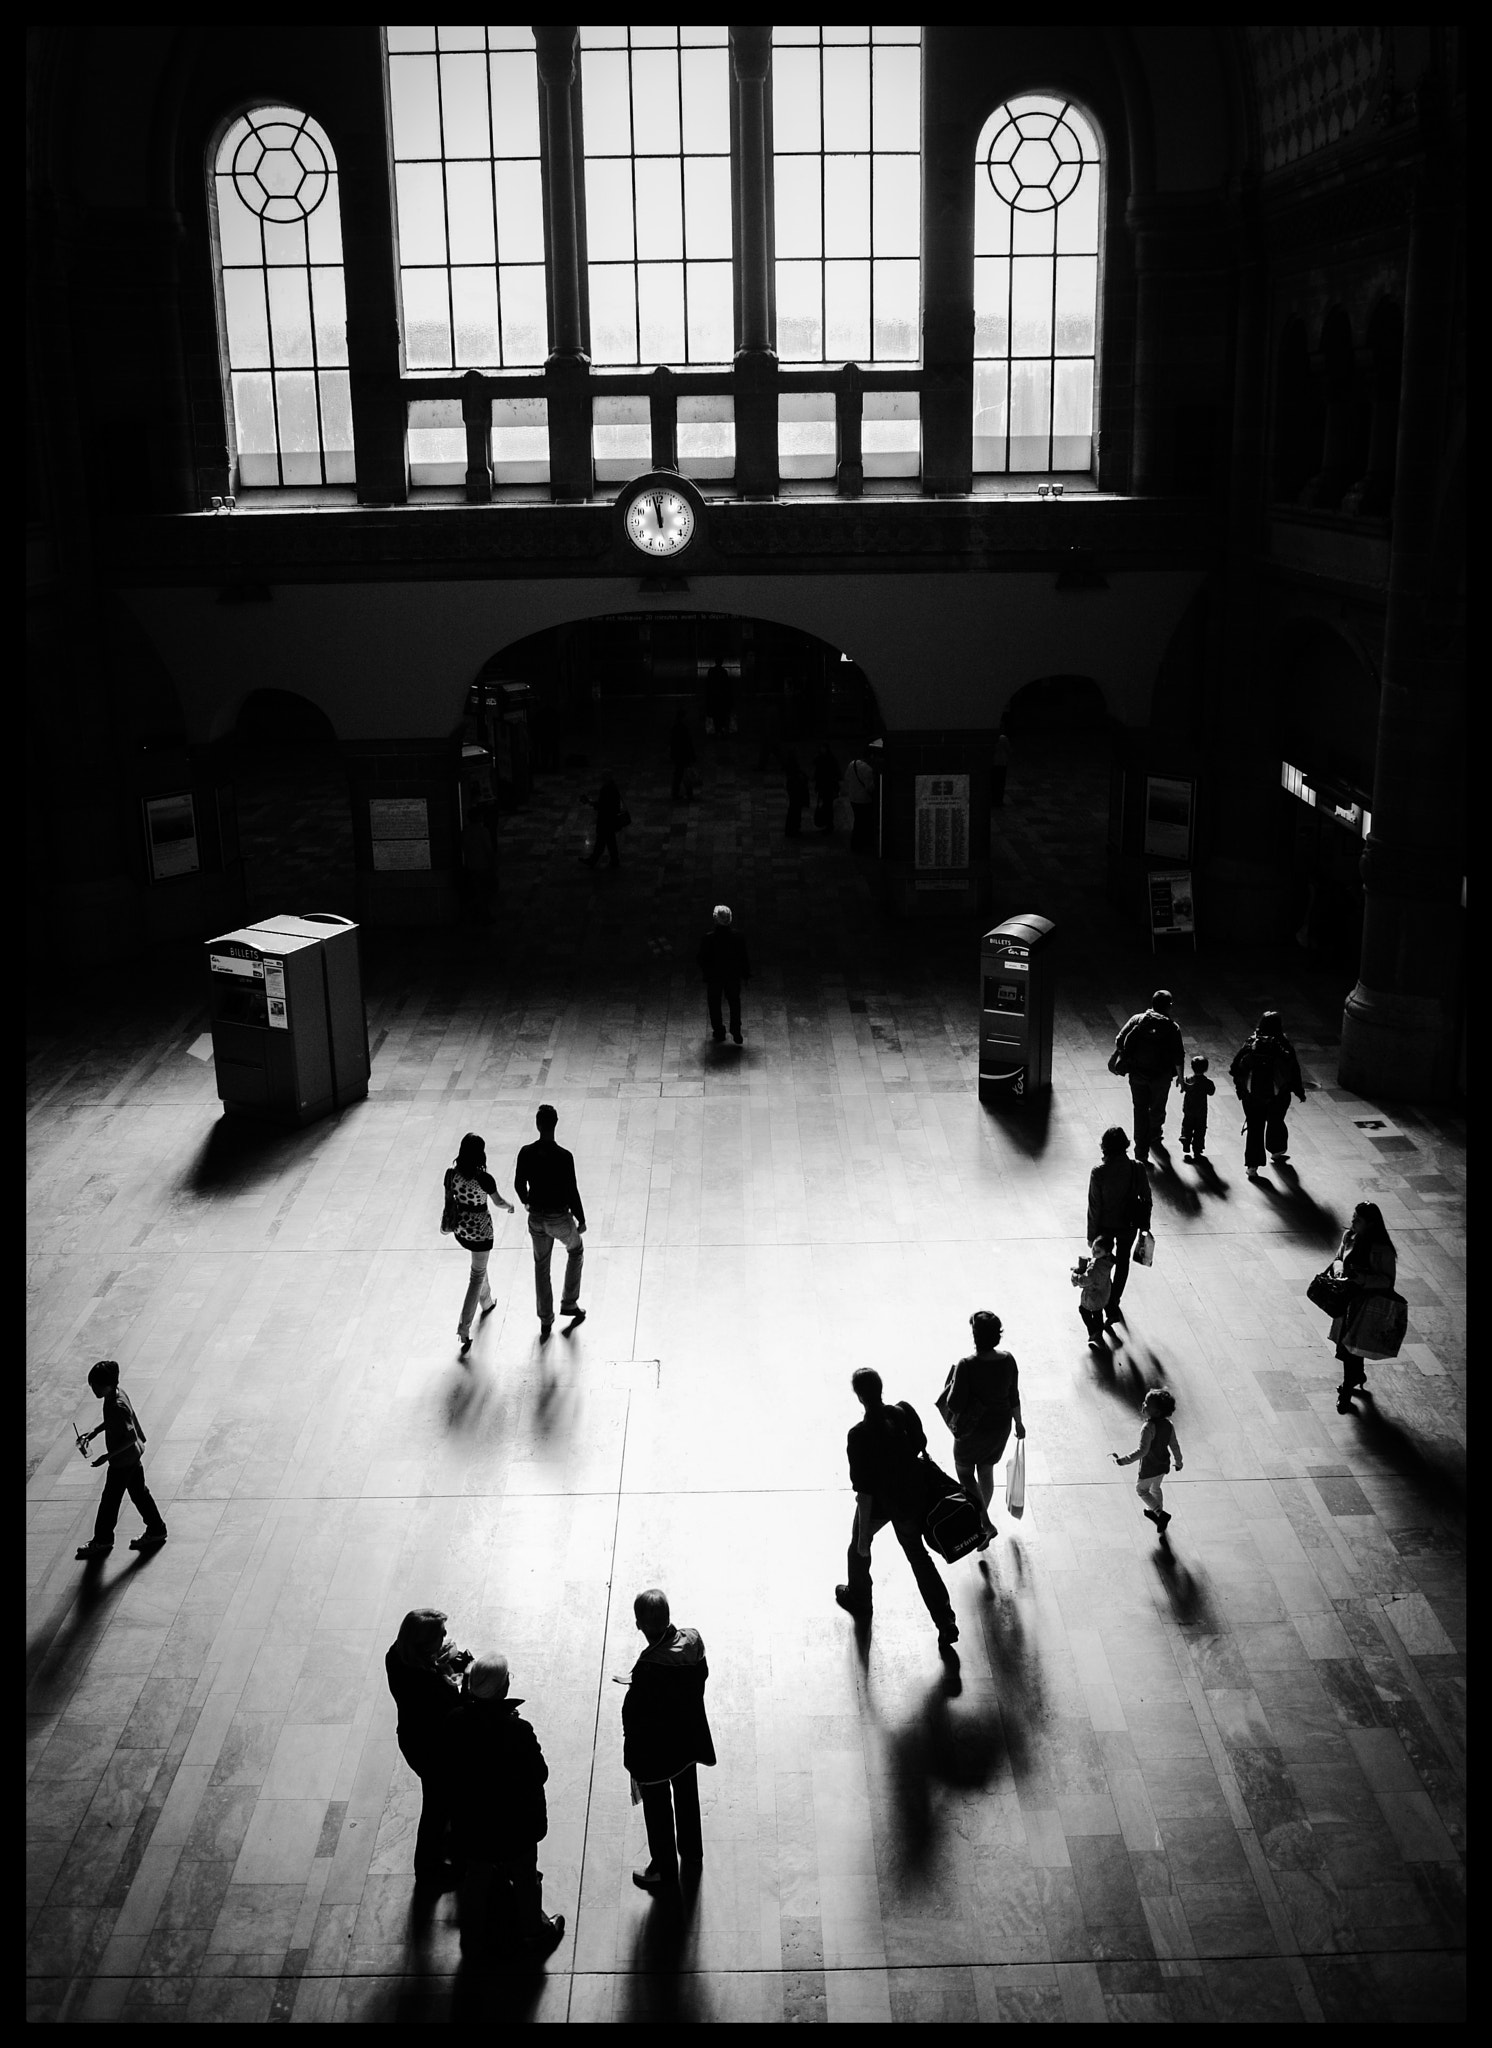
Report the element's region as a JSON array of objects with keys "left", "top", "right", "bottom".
[
  {"left": 973, "top": 95, "right": 1100, "bottom": 473},
  {"left": 212, "top": 106, "right": 354, "bottom": 485},
  {"left": 580, "top": 27, "right": 733, "bottom": 367},
  {"left": 771, "top": 26, "right": 921, "bottom": 363},
  {"left": 386, "top": 26, "right": 547, "bottom": 370}
]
